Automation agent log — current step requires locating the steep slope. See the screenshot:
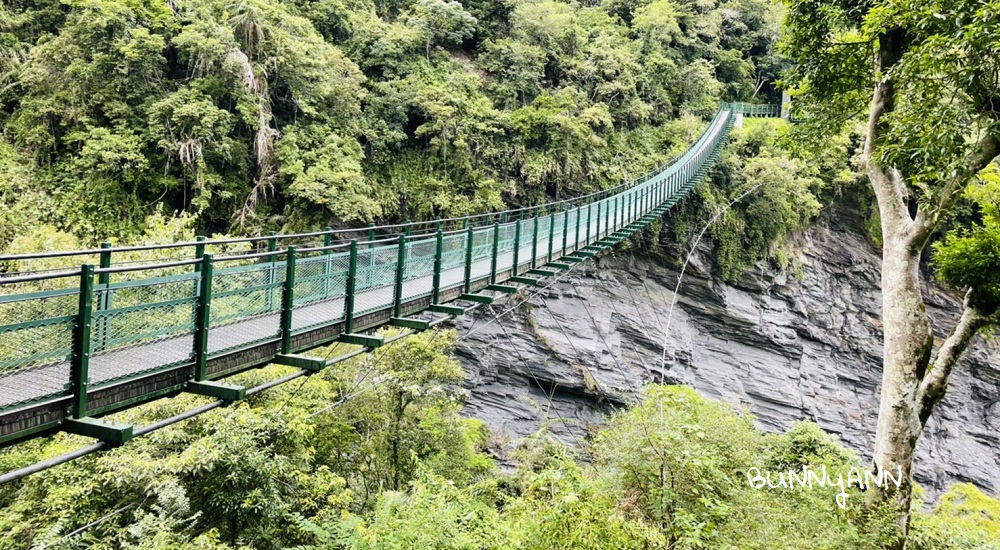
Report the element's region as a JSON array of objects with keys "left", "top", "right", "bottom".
[{"left": 454, "top": 207, "right": 1000, "bottom": 498}]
